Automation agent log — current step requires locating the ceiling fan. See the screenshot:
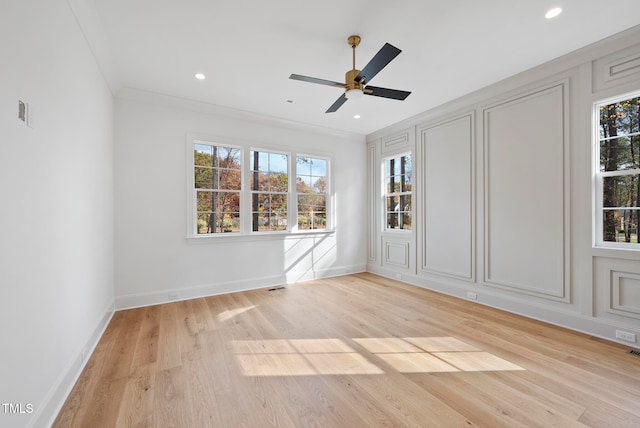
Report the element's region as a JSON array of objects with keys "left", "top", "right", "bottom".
[{"left": 289, "top": 35, "right": 411, "bottom": 113}]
